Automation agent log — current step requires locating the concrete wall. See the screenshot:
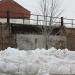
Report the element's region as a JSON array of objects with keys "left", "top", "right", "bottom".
[
  {"left": 1, "top": 23, "right": 74, "bottom": 50},
  {"left": 0, "top": 23, "right": 10, "bottom": 50},
  {"left": 16, "top": 34, "right": 67, "bottom": 50},
  {"left": 0, "top": 23, "right": 17, "bottom": 50},
  {"left": 65, "top": 28, "right": 75, "bottom": 50}
]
